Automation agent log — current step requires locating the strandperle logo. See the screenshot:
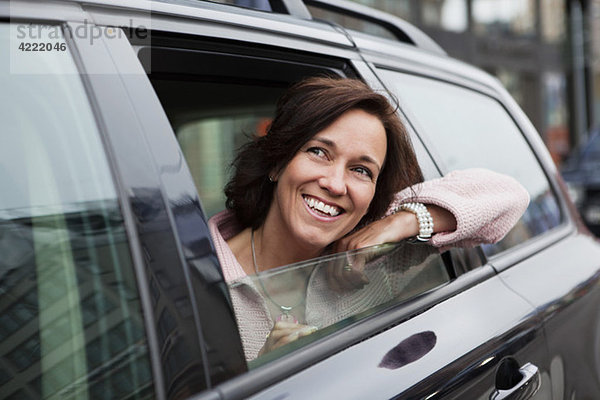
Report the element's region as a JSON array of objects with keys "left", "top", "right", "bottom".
[{"left": 15, "top": 19, "right": 149, "bottom": 45}]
